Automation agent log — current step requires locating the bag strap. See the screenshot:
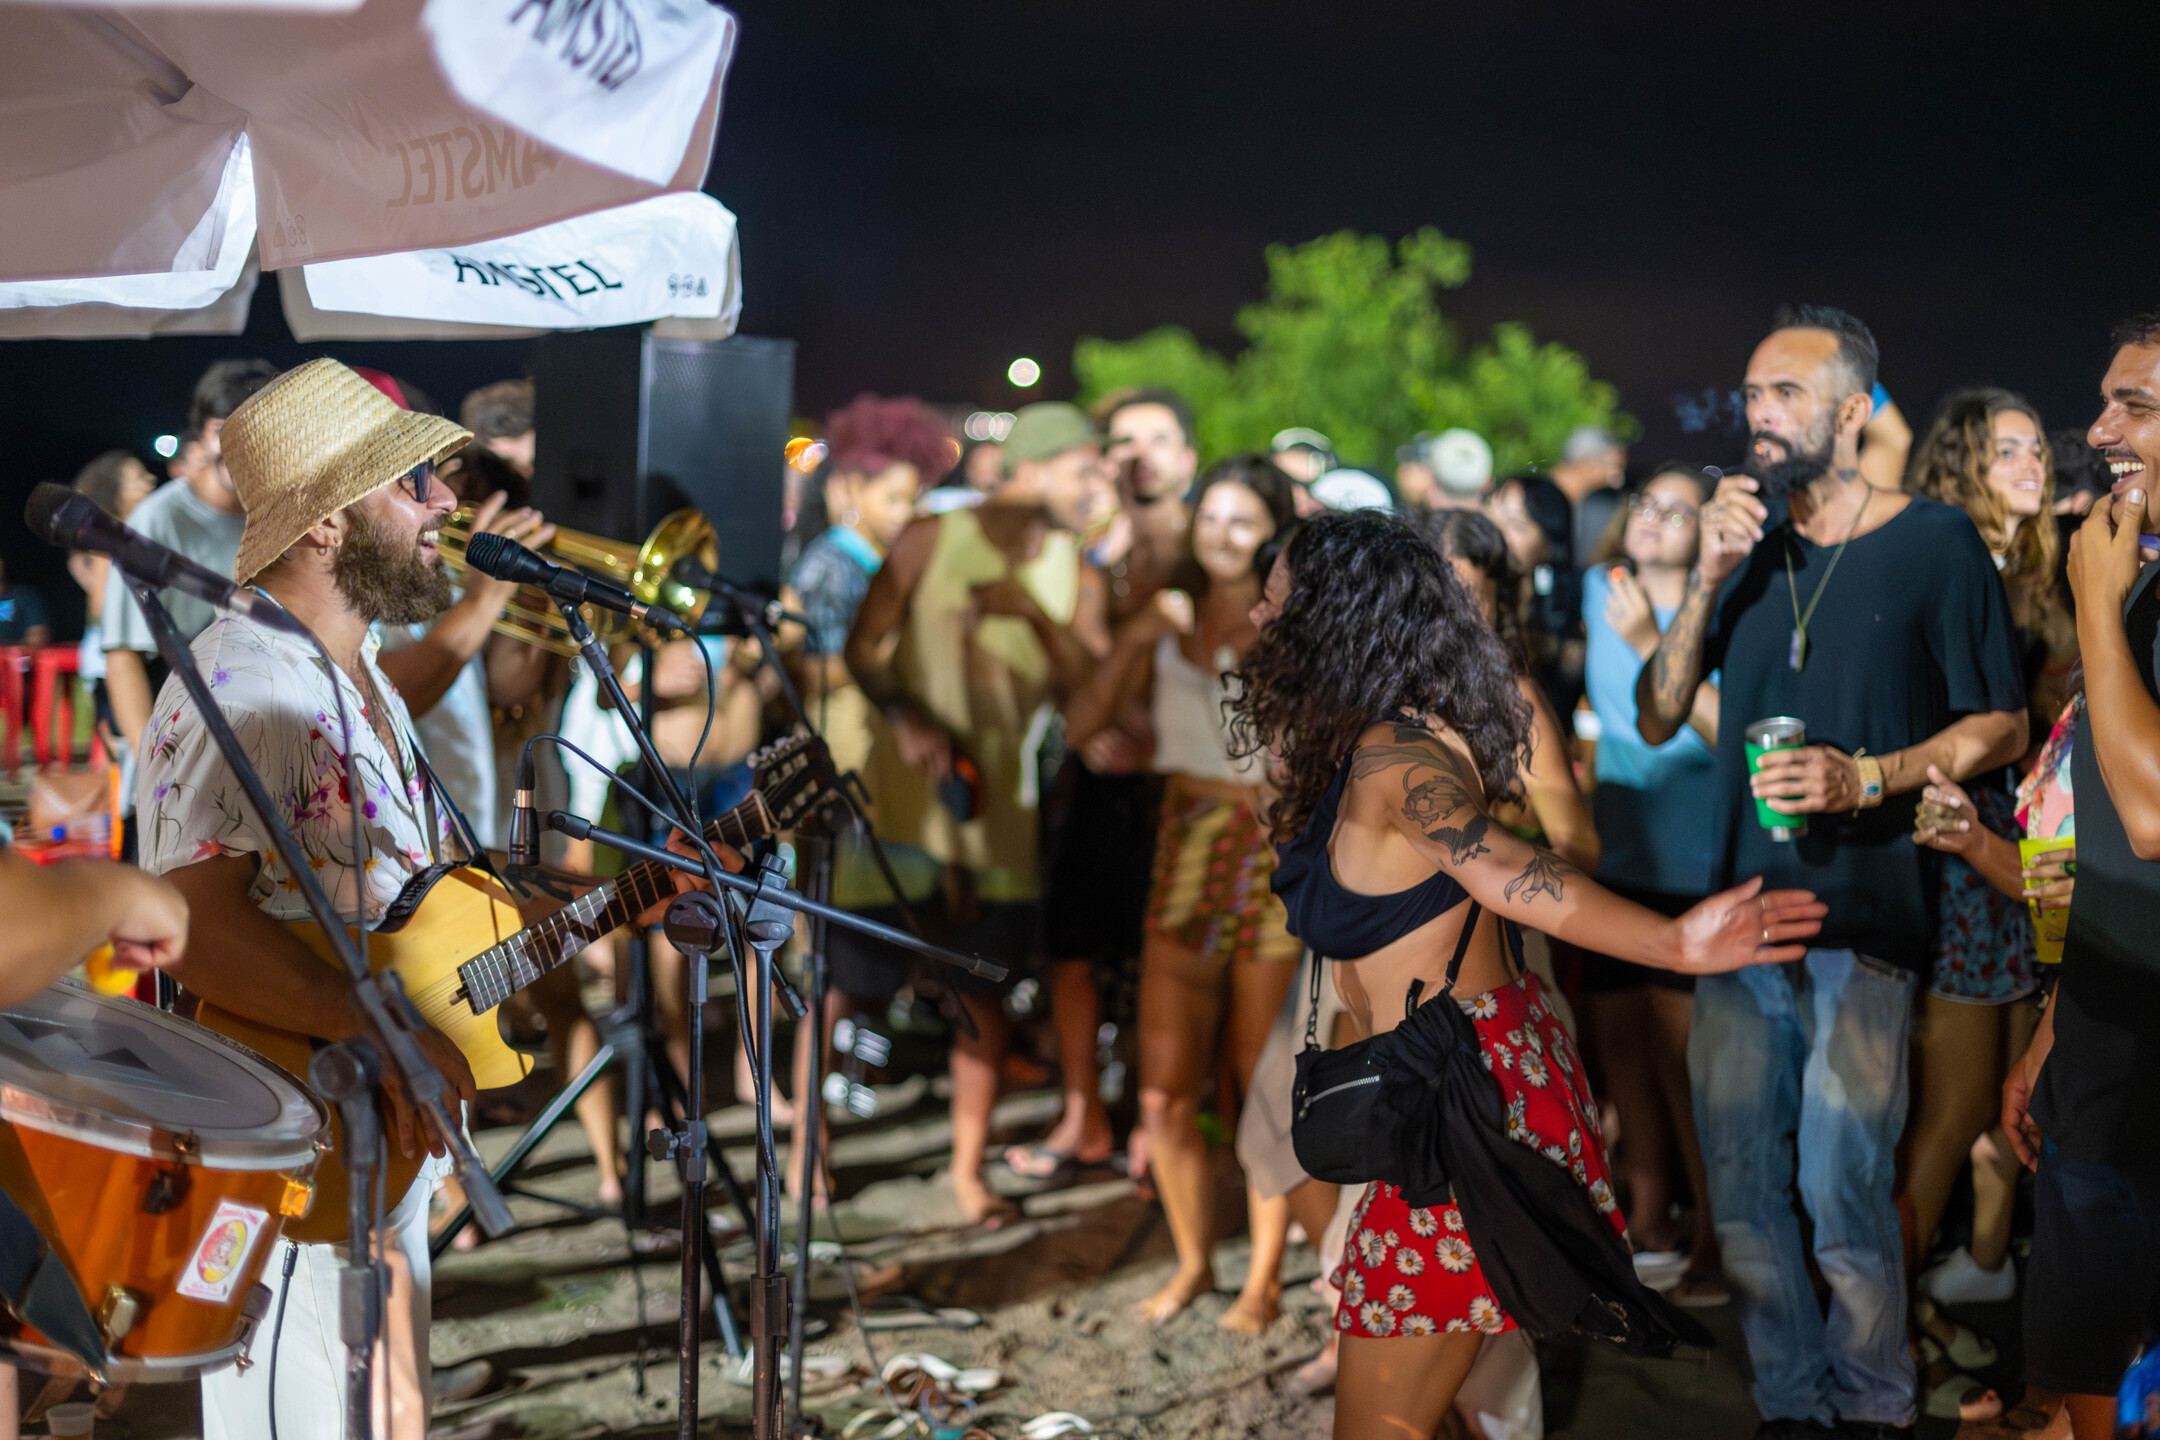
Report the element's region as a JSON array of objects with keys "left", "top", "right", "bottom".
[
  {"left": 1302, "top": 948, "right": 1324, "bottom": 1050},
  {"left": 1442, "top": 900, "right": 1483, "bottom": 994}
]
